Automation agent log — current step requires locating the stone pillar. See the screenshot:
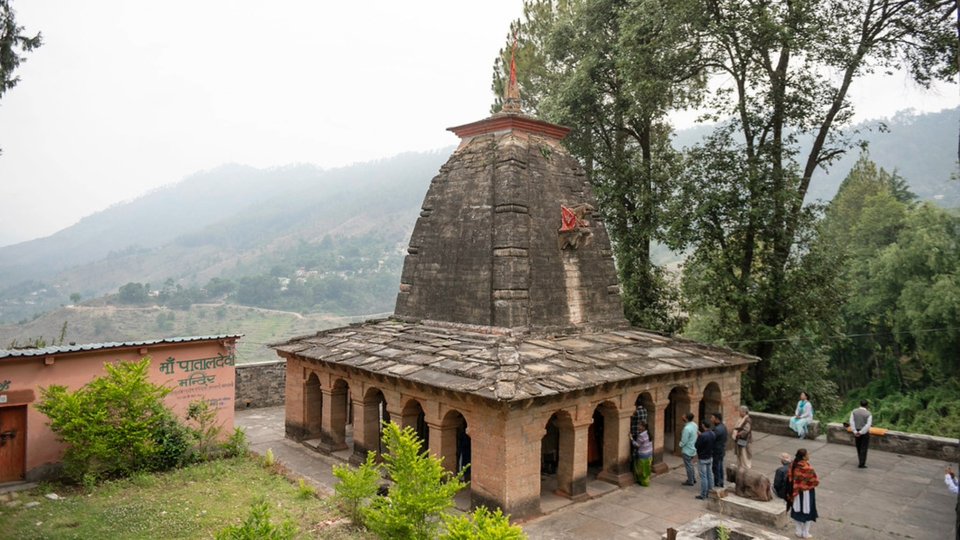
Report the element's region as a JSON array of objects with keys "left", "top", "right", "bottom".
[
  {"left": 597, "top": 408, "right": 634, "bottom": 487},
  {"left": 470, "top": 408, "right": 542, "bottom": 520},
  {"left": 283, "top": 357, "right": 306, "bottom": 440},
  {"left": 350, "top": 397, "right": 379, "bottom": 464},
  {"left": 320, "top": 388, "right": 348, "bottom": 451},
  {"left": 428, "top": 421, "right": 459, "bottom": 474},
  {"left": 557, "top": 418, "right": 591, "bottom": 500},
  {"left": 652, "top": 399, "right": 670, "bottom": 474}
]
